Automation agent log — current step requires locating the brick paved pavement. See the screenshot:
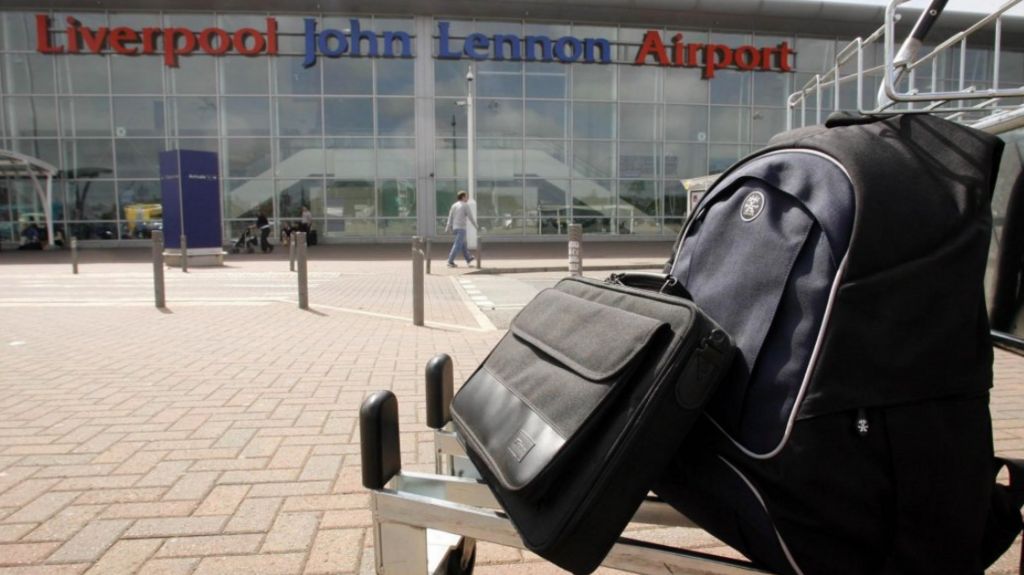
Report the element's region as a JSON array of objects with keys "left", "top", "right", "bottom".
[{"left": 0, "top": 244, "right": 1022, "bottom": 574}]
